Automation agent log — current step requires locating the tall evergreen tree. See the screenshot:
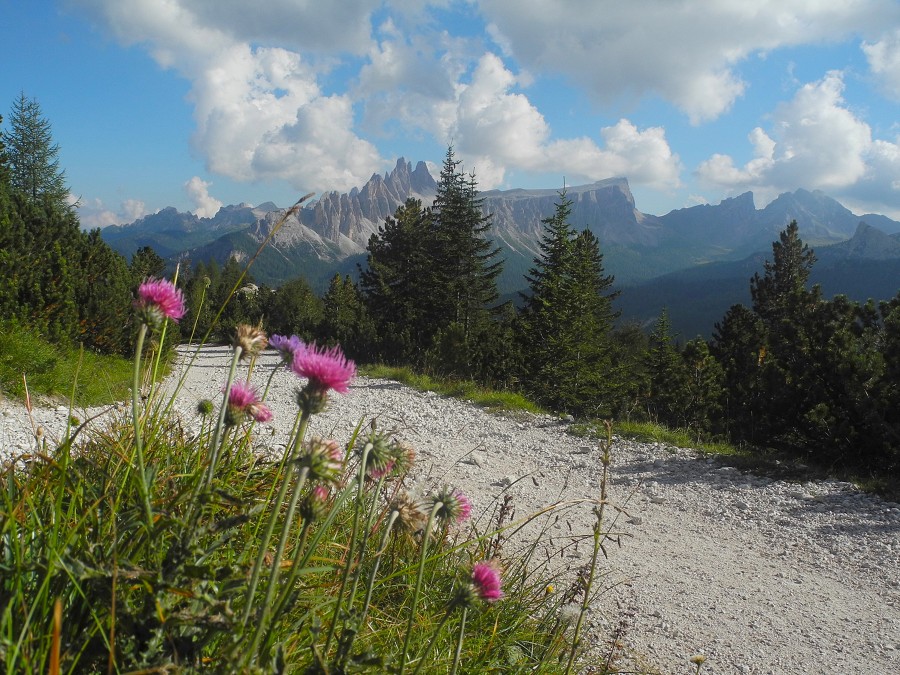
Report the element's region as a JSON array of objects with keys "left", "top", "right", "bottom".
[
  {"left": 427, "top": 147, "right": 502, "bottom": 376},
  {"left": 359, "top": 198, "right": 433, "bottom": 364},
  {"left": 710, "top": 303, "right": 767, "bottom": 441},
  {"left": 749, "top": 220, "right": 823, "bottom": 443},
  {"left": 520, "top": 191, "right": 618, "bottom": 414},
  {"left": 646, "top": 309, "right": 689, "bottom": 428},
  {"left": 318, "top": 274, "right": 371, "bottom": 358},
  {"left": 130, "top": 245, "right": 167, "bottom": 284},
  {"left": 3, "top": 93, "right": 70, "bottom": 210}
]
